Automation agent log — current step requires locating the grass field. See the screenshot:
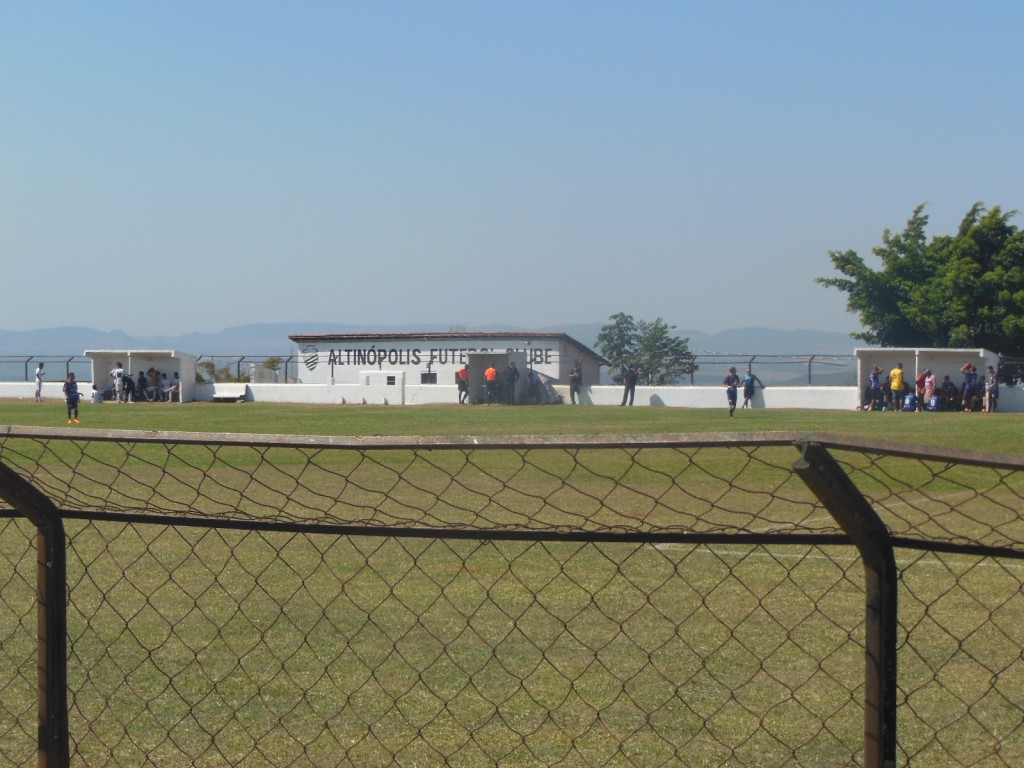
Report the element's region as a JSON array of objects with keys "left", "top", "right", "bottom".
[
  {"left": 2, "top": 400, "right": 1023, "bottom": 766},
  {"left": 4, "top": 397, "right": 1024, "bottom": 453}
]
